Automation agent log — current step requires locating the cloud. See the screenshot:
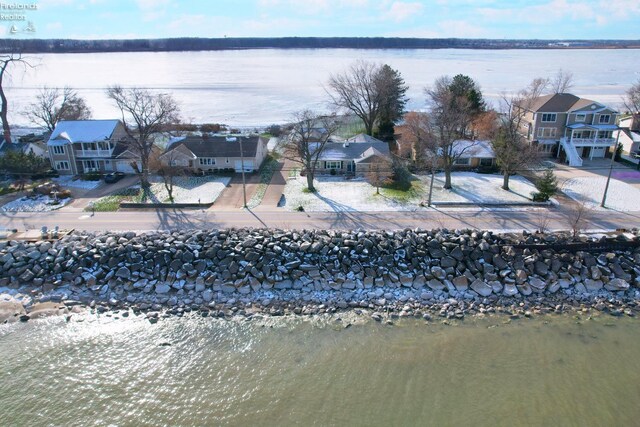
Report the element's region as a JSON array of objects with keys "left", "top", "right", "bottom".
[{"left": 388, "top": 1, "right": 423, "bottom": 22}]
